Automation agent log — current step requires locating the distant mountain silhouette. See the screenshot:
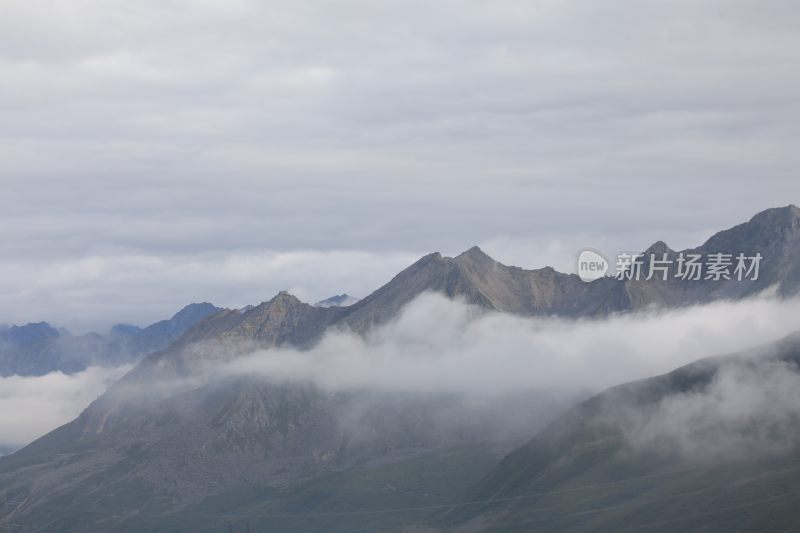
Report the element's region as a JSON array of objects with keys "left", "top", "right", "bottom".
[{"left": 0, "top": 303, "right": 221, "bottom": 376}]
